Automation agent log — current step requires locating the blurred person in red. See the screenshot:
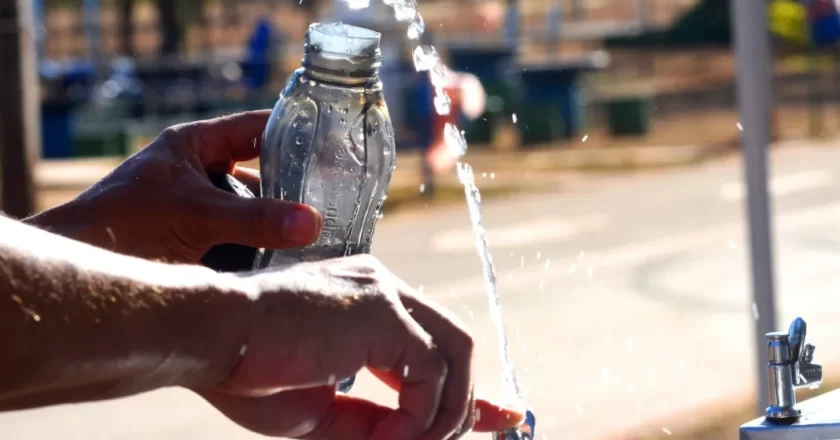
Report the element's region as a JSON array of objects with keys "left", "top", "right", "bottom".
[
  {"left": 0, "top": 111, "right": 523, "bottom": 440},
  {"left": 424, "top": 51, "right": 486, "bottom": 192}
]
